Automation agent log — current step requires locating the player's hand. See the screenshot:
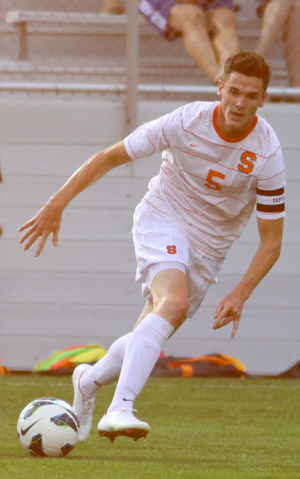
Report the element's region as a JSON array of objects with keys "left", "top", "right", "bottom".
[
  {"left": 18, "top": 201, "right": 63, "bottom": 257},
  {"left": 213, "top": 291, "right": 245, "bottom": 338}
]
